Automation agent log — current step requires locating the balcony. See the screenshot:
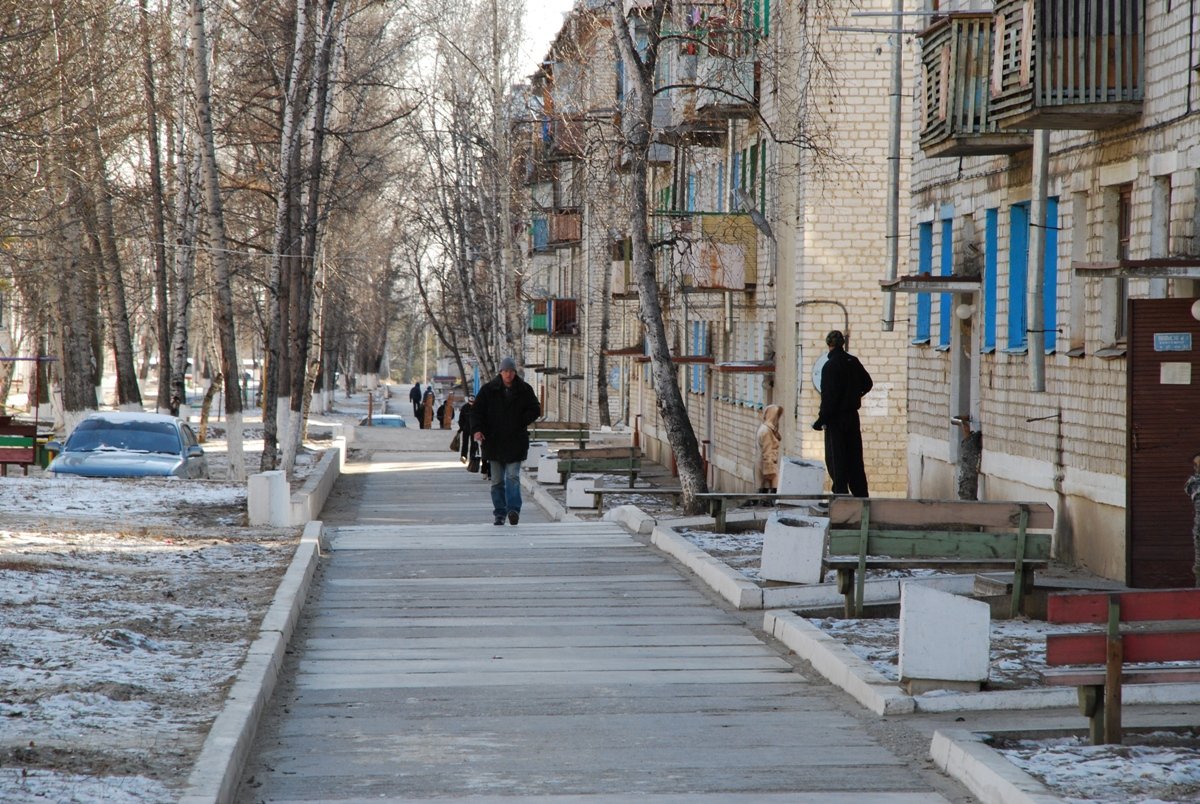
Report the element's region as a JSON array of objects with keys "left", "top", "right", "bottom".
[
  {"left": 528, "top": 298, "right": 579, "bottom": 336},
  {"left": 543, "top": 118, "right": 587, "bottom": 160},
  {"left": 611, "top": 238, "right": 637, "bottom": 297},
  {"left": 919, "top": 13, "right": 1031, "bottom": 157},
  {"left": 990, "top": 0, "right": 1143, "bottom": 130},
  {"left": 694, "top": 51, "right": 757, "bottom": 120},
  {"left": 548, "top": 211, "right": 582, "bottom": 246},
  {"left": 667, "top": 213, "right": 758, "bottom": 291}
]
